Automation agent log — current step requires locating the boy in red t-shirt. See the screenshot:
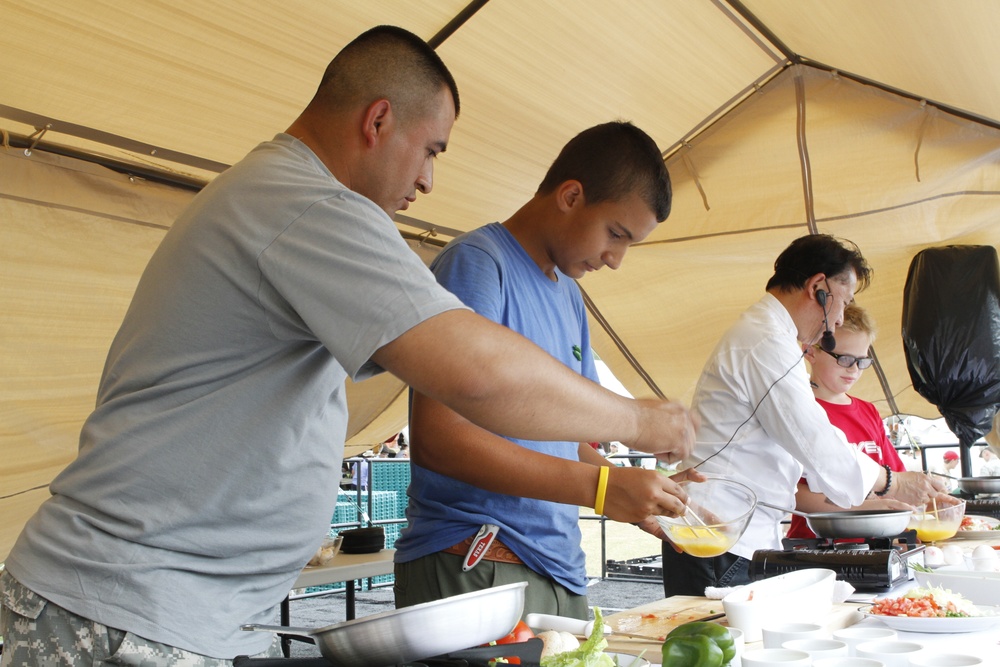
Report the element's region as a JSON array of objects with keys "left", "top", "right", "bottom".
[{"left": 787, "top": 304, "right": 911, "bottom": 539}]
